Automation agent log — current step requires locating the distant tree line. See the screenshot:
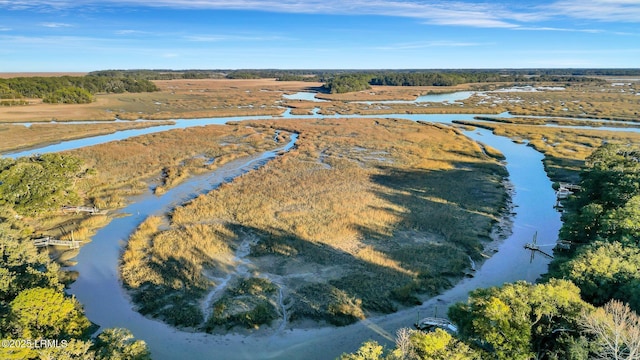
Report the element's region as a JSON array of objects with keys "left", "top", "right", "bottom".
[
  {"left": 90, "top": 69, "right": 227, "bottom": 80},
  {"left": 322, "top": 71, "right": 606, "bottom": 93},
  {"left": 0, "top": 75, "right": 158, "bottom": 104},
  {"left": 86, "top": 68, "right": 640, "bottom": 94}
]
